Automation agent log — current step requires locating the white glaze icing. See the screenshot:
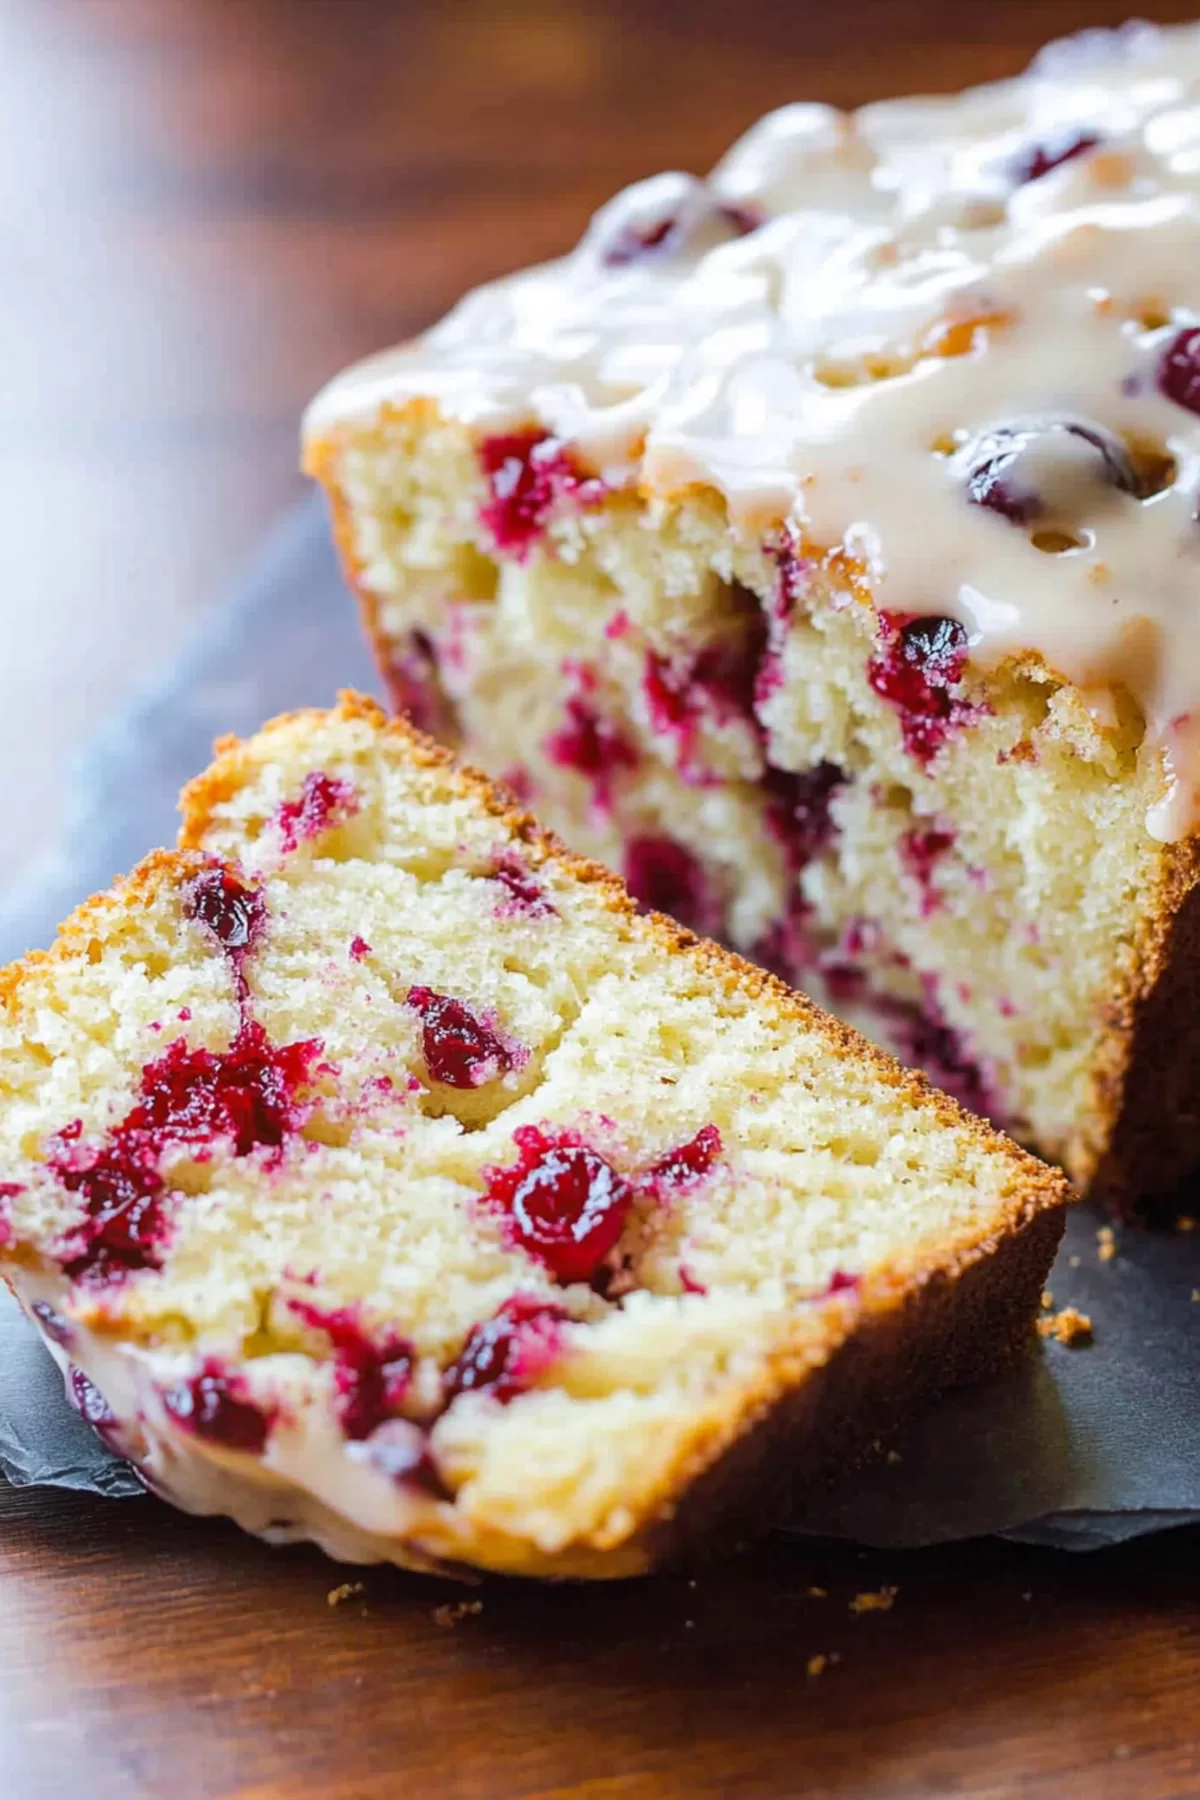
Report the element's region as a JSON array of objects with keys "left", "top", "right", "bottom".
[
  {"left": 9, "top": 1268, "right": 473, "bottom": 1576},
  {"left": 305, "top": 23, "right": 1200, "bottom": 840}
]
